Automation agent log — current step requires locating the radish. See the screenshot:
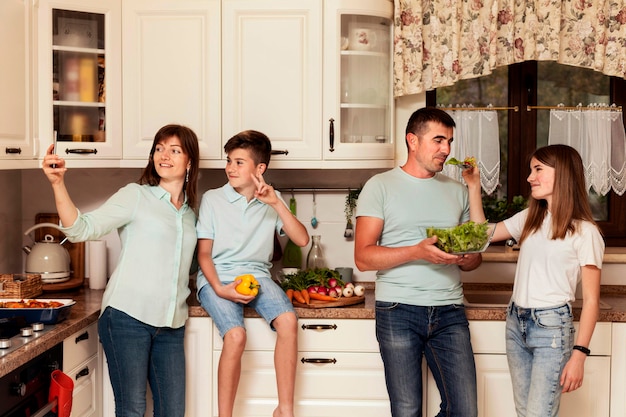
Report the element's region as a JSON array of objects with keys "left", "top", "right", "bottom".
[
  {"left": 317, "top": 286, "right": 329, "bottom": 295},
  {"left": 307, "top": 286, "right": 318, "bottom": 294},
  {"left": 342, "top": 286, "right": 354, "bottom": 297},
  {"left": 328, "top": 288, "right": 339, "bottom": 298},
  {"left": 354, "top": 285, "right": 365, "bottom": 297},
  {"left": 328, "top": 278, "right": 338, "bottom": 288}
]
